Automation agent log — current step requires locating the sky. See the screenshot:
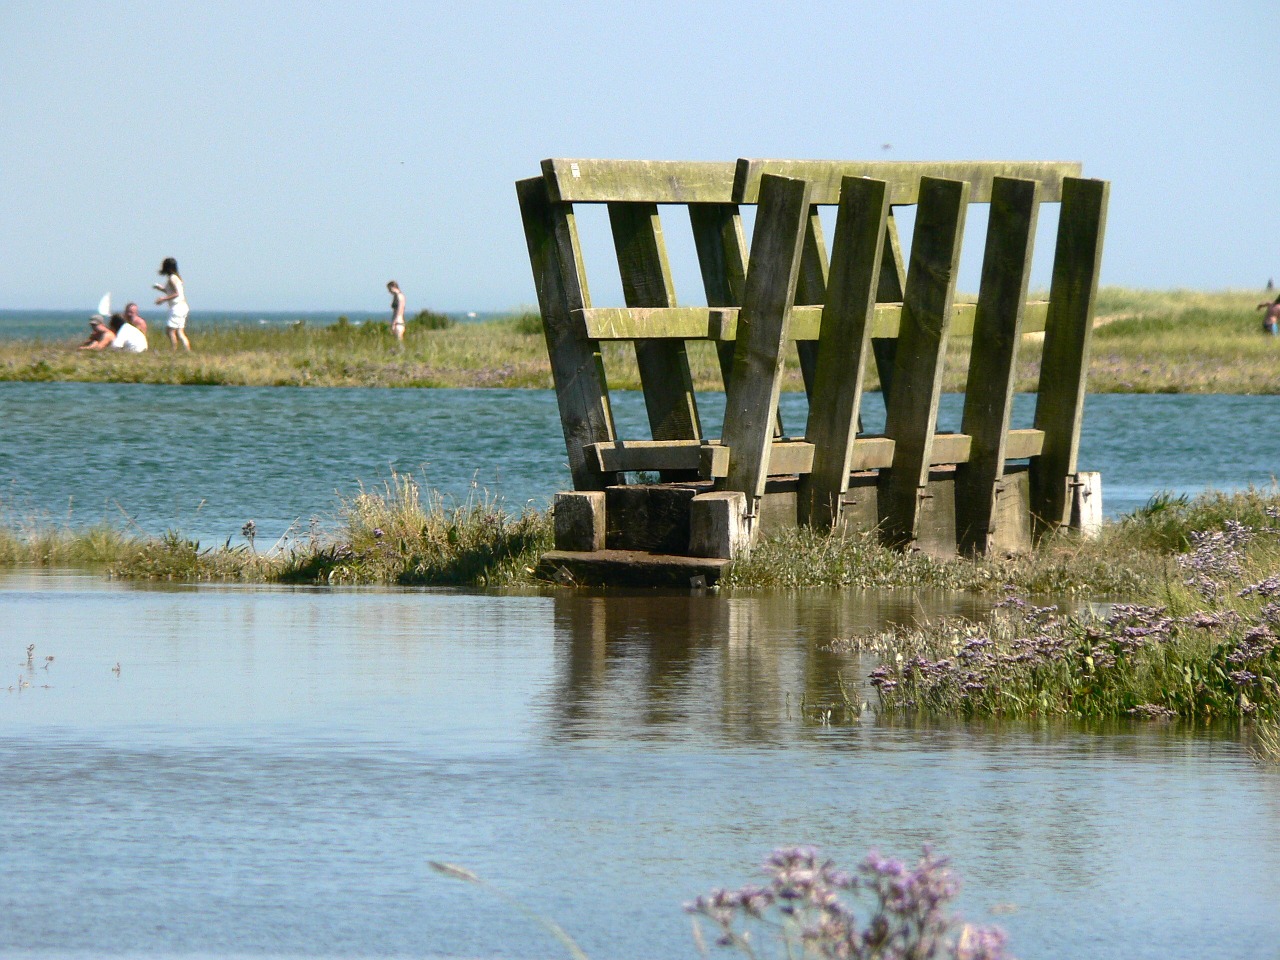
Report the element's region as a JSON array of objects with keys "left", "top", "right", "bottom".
[{"left": 0, "top": 0, "right": 1273, "bottom": 312}]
